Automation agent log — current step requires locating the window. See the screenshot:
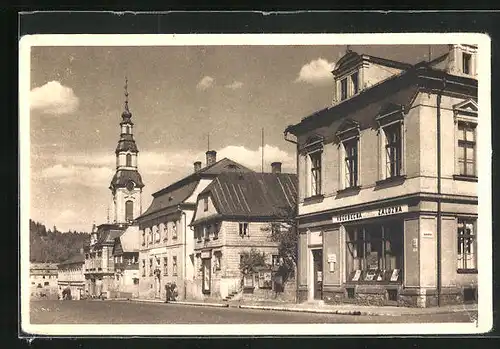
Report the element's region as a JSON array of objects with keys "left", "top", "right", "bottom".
[
  {"left": 351, "top": 71, "right": 359, "bottom": 95},
  {"left": 142, "top": 259, "right": 146, "bottom": 277},
  {"left": 343, "top": 138, "right": 358, "bottom": 188},
  {"left": 457, "top": 122, "right": 476, "bottom": 177},
  {"left": 126, "top": 153, "right": 132, "bottom": 167},
  {"left": 172, "top": 256, "right": 178, "bottom": 276},
  {"left": 272, "top": 255, "right": 279, "bottom": 267},
  {"left": 163, "top": 223, "right": 168, "bottom": 241},
  {"left": 196, "top": 226, "right": 202, "bottom": 242},
  {"left": 457, "top": 218, "right": 477, "bottom": 271},
  {"left": 154, "top": 225, "right": 160, "bottom": 242},
  {"left": 203, "top": 197, "right": 208, "bottom": 211},
  {"left": 172, "top": 221, "right": 177, "bottom": 239},
  {"left": 149, "top": 258, "right": 153, "bottom": 276},
  {"left": 310, "top": 152, "right": 322, "bottom": 196},
  {"left": 239, "top": 223, "right": 249, "bottom": 237},
  {"left": 384, "top": 123, "right": 402, "bottom": 178},
  {"left": 97, "top": 252, "right": 102, "bottom": 257},
  {"left": 213, "top": 223, "right": 219, "bottom": 240},
  {"left": 142, "top": 230, "right": 146, "bottom": 245},
  {"left": 340, "top": 77, "right": 348, "bottom": 100},
  {"left": 215, "top": 252, "right": 221, "bottom": 271},
  {"left": 346, "top": 222, "right": 403, "bottom": 281},
  {"left": 44, "top": 282, "right": 49, "bottom": 286},
  {"left": 148, "top": 228, "right": 153, "bottom": 244},
  {"left": 125, "top": 200, "right": 134, "bottom": 222},
  {"left": 462, "top": 52, "right": 472, "bottom": 75},
  {"left": 204, "top": 225, "right": 211, "bottom": 241},
  {"left": 43, "top": 276, "right": 45, "bottom": 279},
  {"left": 85, "top": 254, "right": 89, "bottom": 260},
  {"left": 163, "top": 257, "right": 168, "bottom": 275}
]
